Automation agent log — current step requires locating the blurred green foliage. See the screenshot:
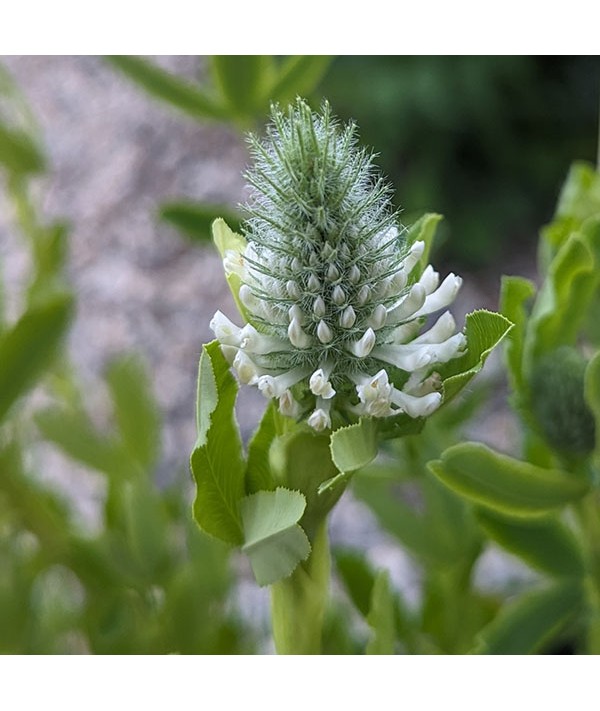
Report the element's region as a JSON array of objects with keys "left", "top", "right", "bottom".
[
  {"left": 321, "top": 56, "right": 600, "bottom": 267},
  {"left": 0, "top": 65, "right": 254, "bottom": 654}
]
